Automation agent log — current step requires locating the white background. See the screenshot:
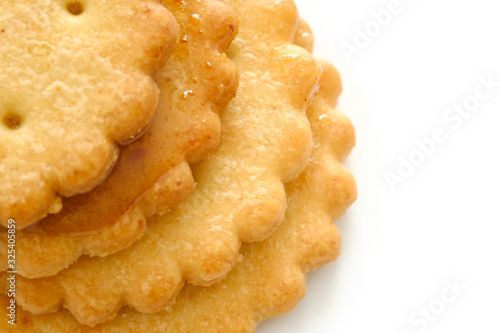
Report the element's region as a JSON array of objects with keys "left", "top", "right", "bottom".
[{"left": 260, "top": 0, "right": 500, "bottom": 332}]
